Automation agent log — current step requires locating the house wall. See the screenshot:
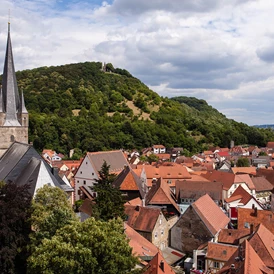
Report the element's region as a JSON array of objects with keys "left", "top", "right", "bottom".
[
  {"left": 206, "top": 259, "right": 224, "bottom": 273},
  {"left": 74, "top": 154, "right": 98, "bottom": 201},
  {"left": 170, "top": 206, "right": 214, "bottom": 254},
  {"left": 151, "top": 213, "right": 169, "bottom": 250}
]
